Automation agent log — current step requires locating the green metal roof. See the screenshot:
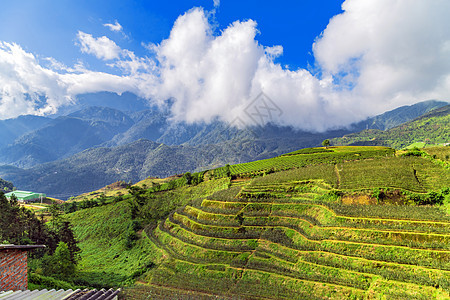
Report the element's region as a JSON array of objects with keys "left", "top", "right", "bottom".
[{"left": 4, "top": 191, "right": 46, "bottom": 200}]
